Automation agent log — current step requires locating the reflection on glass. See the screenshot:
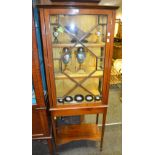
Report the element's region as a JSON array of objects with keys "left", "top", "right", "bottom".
[{"left": 32, "top": 85, "right": 36, "bottom": 105}]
